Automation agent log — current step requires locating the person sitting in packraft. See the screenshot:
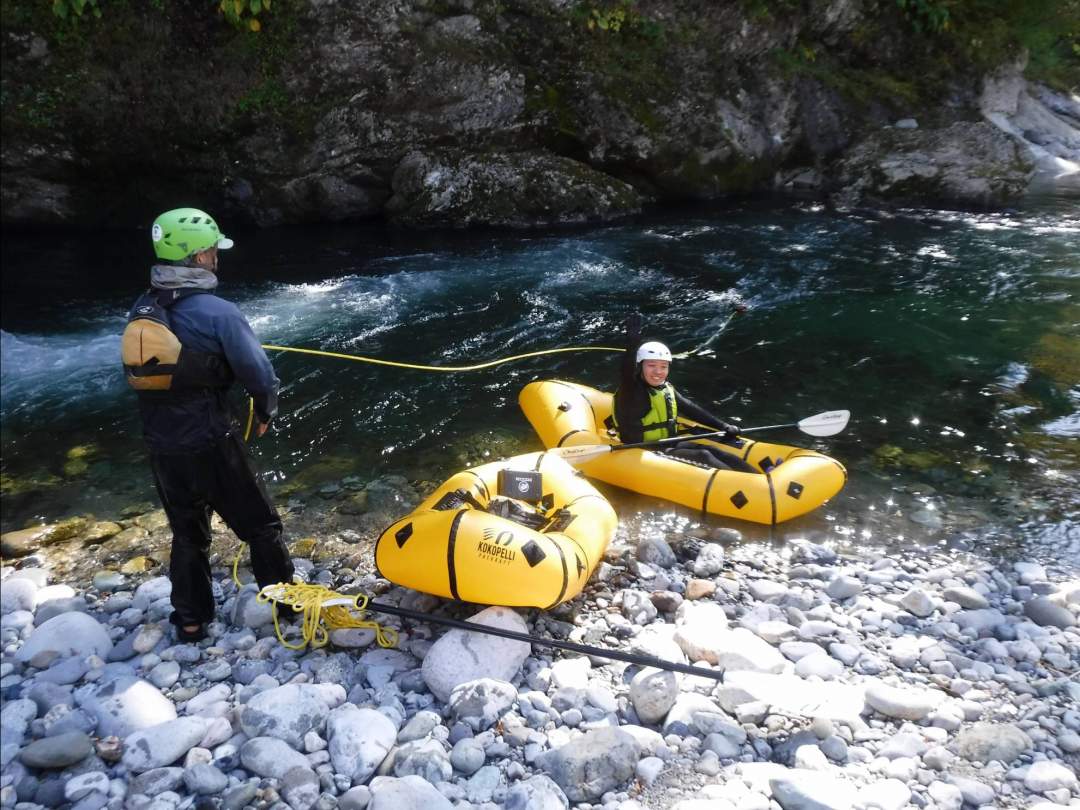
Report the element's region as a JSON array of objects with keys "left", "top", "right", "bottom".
[{"left": 613, "top": 313, "right": 758, "bottom": 472}]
